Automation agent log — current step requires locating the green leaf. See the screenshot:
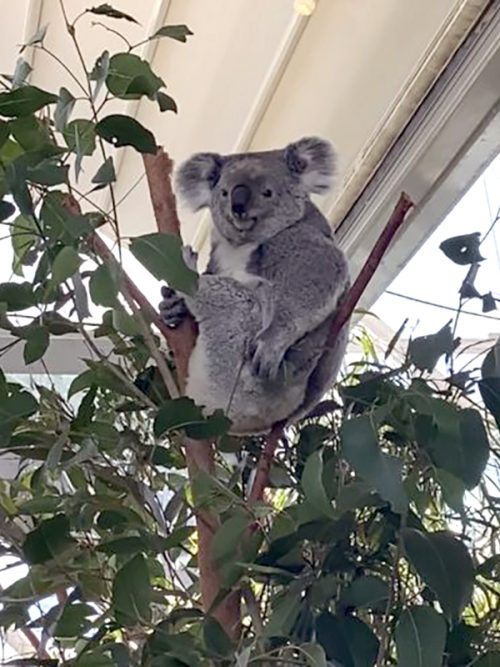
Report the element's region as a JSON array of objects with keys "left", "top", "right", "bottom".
[
  {"left": 89, "top": 262, "right": 119, "bottom": 307},
  {"left": 0, "top": 390, "right": 38, "bottom": 435},
  {"left": 18, "top": 495, "right": 61, "bottom": 515},
  {"left": 91, "top": 156, "right": 116, "bottom": 187},
  {"left": 10, "top": 115, "right": 51, "bottom": 150},
  {"left": 0, "top": 120, "right": 10, "bottom": 150},
  {"left": 0, "top": 86, "right": 57, "bottom": 117},
  {"left": 408, "top": 322, "right": 458, "bottom": 372},
  {"left": 154, "top": 397, "right": 230, "bottom": 440},
  {"left": 341, "top": 415, "right": 407, "bottom": 514},
  {"left": 88, "top": 4, "right": 139, "bottom": 23},
  {"left": 0, "top": 200, "right": 15, "bottom": 220},
  {"left": 0, "top": 281, "right": 35, "bottom": 311},
  {"left": 475, "top": 653, "right": 500, "bottom": 666},
  {"left": 28, "top": 158, "right": 69, "bottom": 186},
  {"left": 401, "top": 528, "right": 474, "bottom": 623},
  {"left": 54, "top": 87, "right": 76, "bottom": 132},
  {"left": 435, "top": 468, "right": 465, "bottom": 513},
  {"left": 301, "top": 449, "right": 334, "bottom": 518},
  {"left": 95, "top": 114, "right": 157, "bottom": 154},
  {"left": 265, "top": 588, "right": 302, "bottom": 638},
  {"left": 55, "top": 602, "right": 95, "bottom": 638},
  {"left": 22, "top": 514, "right": 75, "bottom": 564},
  {"left": 340, "top": 575, "right": 388, "bottom": 613},
  {"left": 395, "top": 606, "right": 447, "bottom": 667},
  {"left": 479, "top": 341, "right": 500, "bottom": 429},
  {"left": 51, "top": 246, "right": 82, "bottom": 283},
  {"left": 41, "top": 191, "right": 95, "bottom": 243},
  {"left": 11, "top": 214, "right": 38, "bottom": 274},
  {"left": 156, "top": 92, "right": 178, "bottom": 113},
  {"left": 152, "top": 25, "right": 194, "bottom": 42},
  {"left": 211, "top": 513, "right": 248, "bottom": 565},
  {"left": 316, "top": 611, "right": 379, "bottom": 667},
  {"left": 416, "top": 408, "right": 489, "bottom": 489},
  {"left": 439, "top": 232, "right": 484, "bottom": 265},
  {"left": 112, "top": 308, "right": 142, "bottom": 337},
  {"left": 63, "top": 119, "right": 96, "bottom": 155},
  {"left": 12, "top": 57, "right": 33, "bottom": 88},
  {"left": 106, "top": 53, "right": 164, "bottom": 100},
  {"left": 301, "top": 643, "right": 327, "bottom": 667},
  {"left": 23, "top": 325, "right": 49, "bottom": 364},
  {"left": 130, "top": 233, "right": 198, "bottom": 294},
  {"left": 203, "top": 617, "right": 233, "bottom": 657},
  {"left": 112, "top": 553, "right": 152, "bottom": 626},
  {"left": 90, "top": 50, "right": 110, "bottom": 101}
]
